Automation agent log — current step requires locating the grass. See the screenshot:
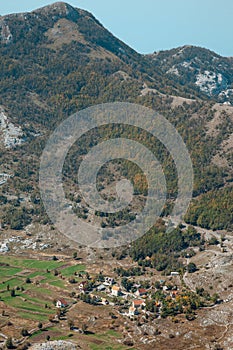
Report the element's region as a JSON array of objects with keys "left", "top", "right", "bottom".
[
  {"left": 0, "top": 256, "right": 87, "bottom": 326},
  {"left": 53, "top": 334, "right": 73, "bottom": 341},
  {"left": 27, "top": 285, "right": 53, "bottom": 295},
  {"left": 92, "top": 330, "right": 121, "bottom": 341},
  {"left": 58, "top": 264, "right": 86, "bottom": 277},
  {"left": 21, "top": 293, "right": 53, "bottom": 304},
  {"left": 27, "top": 271, "right": 45, "bottom": 279},
  {"left": 49, "top": 279, "right": 66, "bottom": 288},
  {"left": 18, "top": 311, "right": 51, "bottom": 322},
  {"left": 106, "top": 330, "right": 122, "bottom": 338},
  {"left": 29, "top": 330, "right": 43, "bottom": 339},
  {"left": 0, "top": 266, "right": 22, "bottom": 279},
  {"left": 0, "top": 256, "right": 63, "bottom": 270},
  {"left": 2, "top": 292, "right": 53, "bottom": 311},
  {"left": 0, "top": 277, "right": 23, "bottom": 290},
  {"left": 3, "top": 290, "right": 55, "bottom": 322},
  {"left": 84, "top": 329, "right": 130, "bottom": 350}
]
